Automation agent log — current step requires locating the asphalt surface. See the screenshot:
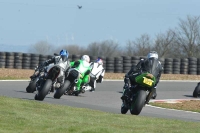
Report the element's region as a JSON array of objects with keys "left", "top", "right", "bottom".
[{"left": 0, "top": 80, "right": 200, "bottom": 122}]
